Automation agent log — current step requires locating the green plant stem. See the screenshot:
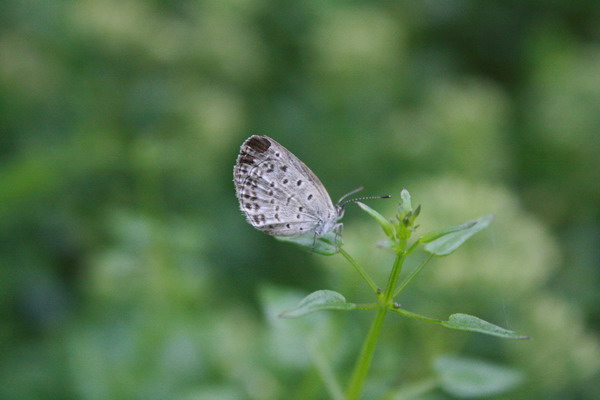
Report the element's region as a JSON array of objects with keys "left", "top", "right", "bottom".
[
  {"left": 339, "top": 248, "right": 379, "bottom": 295},
  {"left": 405, "top": 238, "right": 421, "bottom": 257},
  {"left": 346, "top": 301, "right": 388, "bottom": 400},
  {"left": 346, "top": 252, "right": 405, "bottom": 400},
  {"left": 389, "top": 307, "right": 443, "bottom": 324},
  {"left": 382, "top": 252, "right": 405, "bottom": 304},
  {"left": 393, "top": 253, "right": 433, "bottom": 297},
  {"left": 354, "top": 303, "right": 380, "bottom": 310}
]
